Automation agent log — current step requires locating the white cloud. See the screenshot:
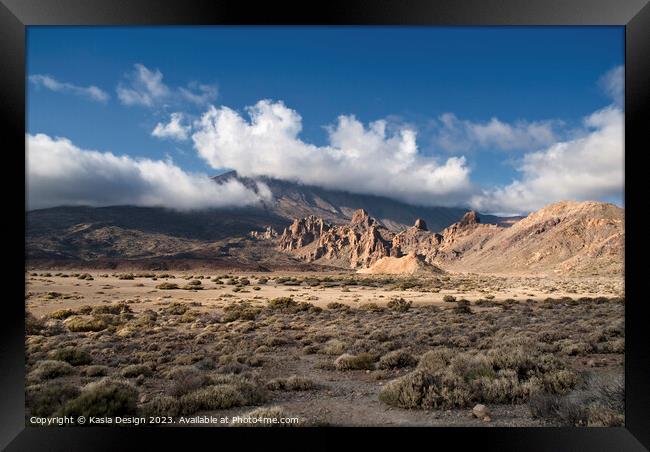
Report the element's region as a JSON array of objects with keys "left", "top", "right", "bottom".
[
  {"left": 152, "top": 112, "right": 191, "bottom": 141},
  {"left": 192, "top": 99, "right": 472, "bottom": 206},
  {"left": 116, "top": 64, "right": 169, "bottom": 107},
  {"left": 470, "top": 105, "right": 624, "bottom": 214},
  {"left": 27, "top": 133, "right": 271, "bottom": 211},
  {"left": 599, "top": 65, "right": 624, "bottom": 106},
  {"left": 117, "top": 64, "right": 217, "bottom": 108},
  {"left": 29, "top": 74, "right": 109, "bottom": 103},
  {"left": 432, "top": 113, "right": 561, "bottom": 153}
]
